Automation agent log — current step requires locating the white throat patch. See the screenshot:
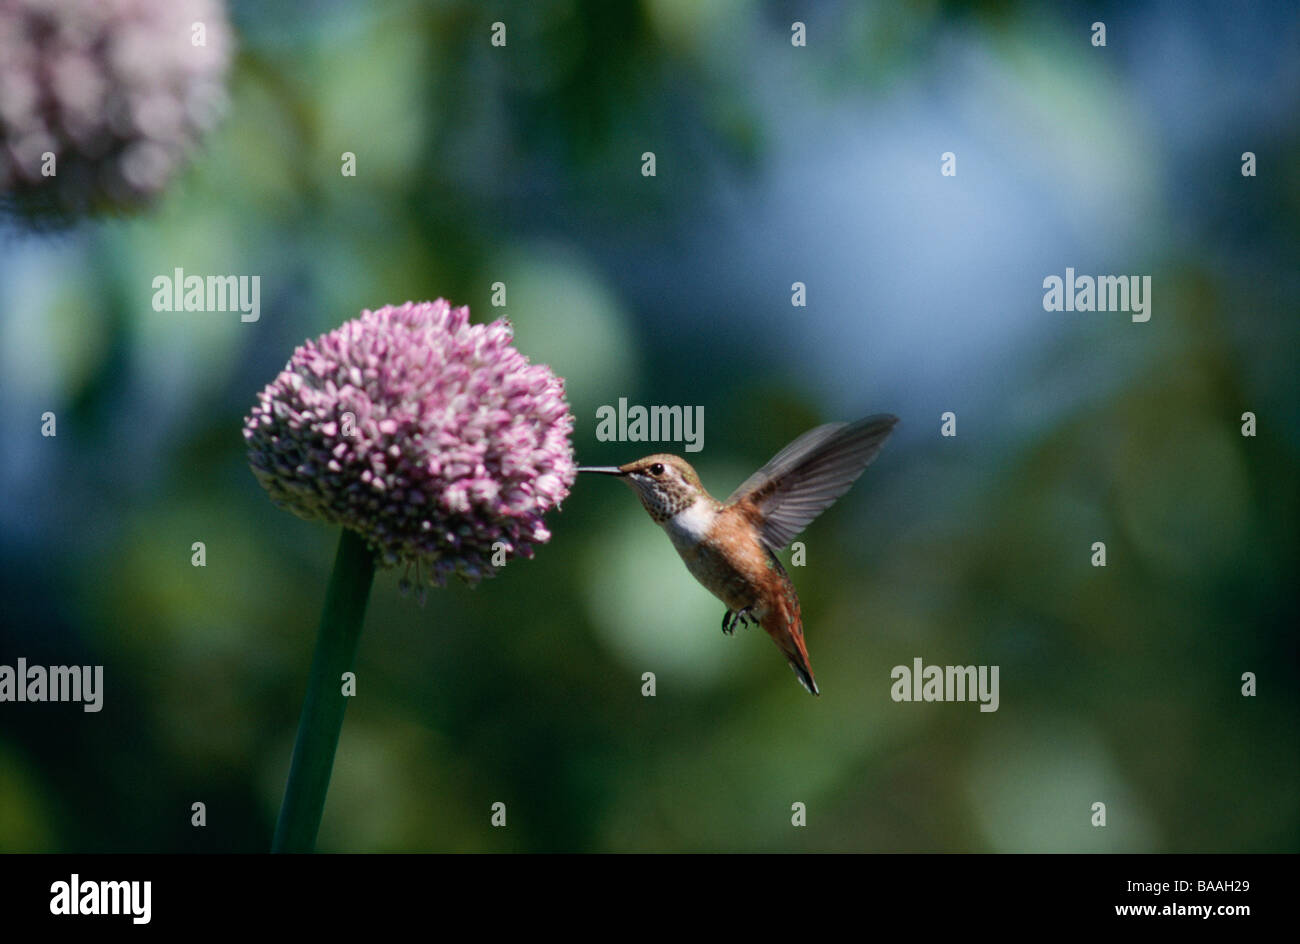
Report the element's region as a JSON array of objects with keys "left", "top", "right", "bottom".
[{"left": 664, "top": 499, "right": 714, "bottom": 551}]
